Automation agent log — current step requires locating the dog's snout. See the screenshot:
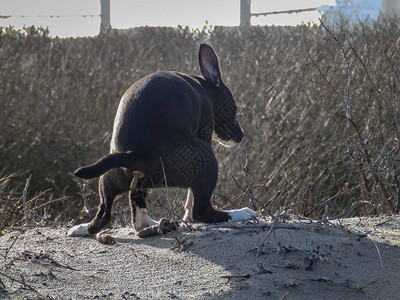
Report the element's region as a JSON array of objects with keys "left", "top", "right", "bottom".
[
  {"left": 235, "top": 121, "right": 244, "bottom": 143},
  {"left": 235, "top": 132, "right": 244, "bottom": 143}
]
